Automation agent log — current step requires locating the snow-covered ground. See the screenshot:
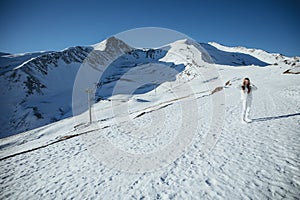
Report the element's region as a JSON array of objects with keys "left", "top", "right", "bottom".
[{"left": 0, "top": 39, "right": 299, "bottom": 199}]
